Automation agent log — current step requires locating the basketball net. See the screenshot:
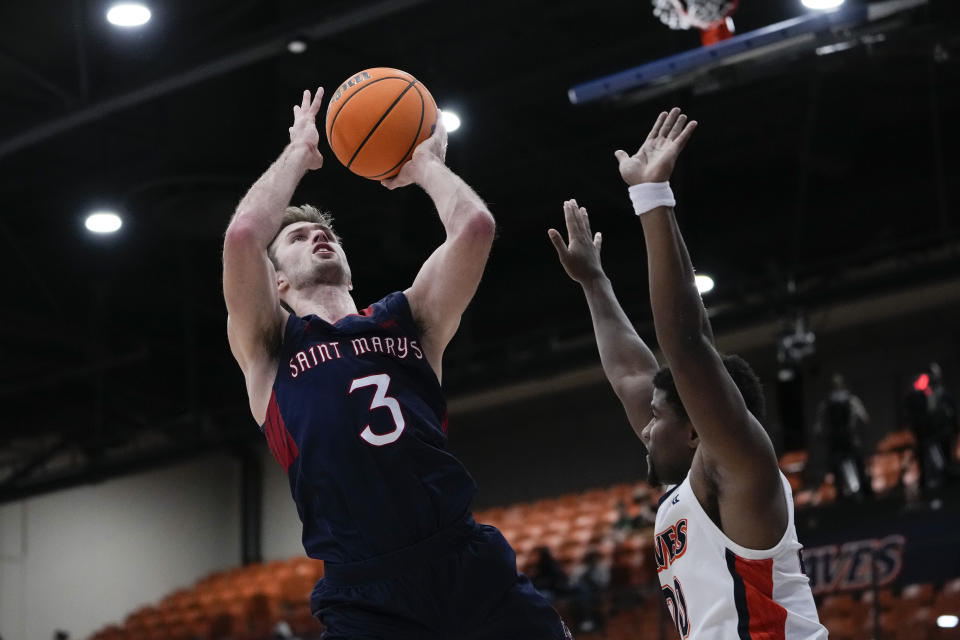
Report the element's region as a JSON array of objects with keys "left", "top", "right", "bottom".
[{"left": 652, "top": 0, "right": 740, "bottom": 46}]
